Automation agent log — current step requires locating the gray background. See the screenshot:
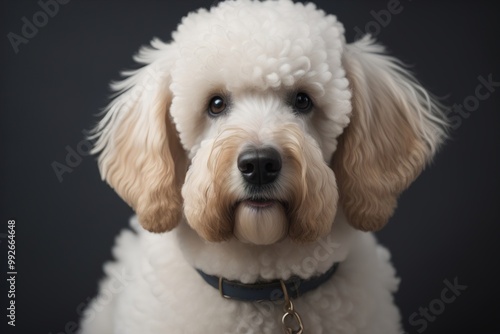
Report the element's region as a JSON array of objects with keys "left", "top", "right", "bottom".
[{"left": 1, "top": 0, "right": 499, "bottom": 333}]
